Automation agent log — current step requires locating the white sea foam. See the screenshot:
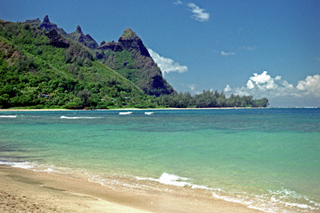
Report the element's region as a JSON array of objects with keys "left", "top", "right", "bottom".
[
  {"left": 119, "top": 112, "right": 132, "bottom": 115},
  {"left": 265, "top": 188, "right": 320, "bottom": 211},
  {"left": 0, "top": 115, "right": 17, "bottom": 118},
  {"left": 144, "top": 112, "right": 154, "bottom": 115},
  {"left": 211, "top": 187, "right": 320, "bottom": 213},
  {"left": 0, "top": 158, "right": 74, "bottom": 176},
  {"left": 0, "top": 160, "right": 38, "bottom": 170},
  {"left": 136, "top": 172, "right": 192, "bottom": 187},
  {"left": 136, "top": 173, "right": 320, "bottom": 212},
  {"left": 11, "top": 162, "right": 34, "bottom": 169},
  {"left": 136, "top": 172, "right": 224, "bottom": 191},
  {"left": 60, "top": 116, "right": 100, "bottom": 119}
]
